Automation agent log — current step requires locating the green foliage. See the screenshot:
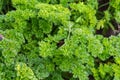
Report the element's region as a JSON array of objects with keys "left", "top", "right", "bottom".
[
  {"left": 0, "top": 0, "right": 3, "bottom": 11},
  {"left": 70, "top": 2, "right": 97, "bottom": 28},
  {"left": 110, "top": 0, "right": 120, "bottom": 23},
  {"left": 0, "top": 0, "right": 120, "bottom": 80},
  {"left": 92, "top": 63, "right": 113, "bottom": 80},
  {"left": 15, "top": 62, "right": 37, "bottom": 80},
  {"left": 36, "top": 3, "right": 71, "bottom": 25}
]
